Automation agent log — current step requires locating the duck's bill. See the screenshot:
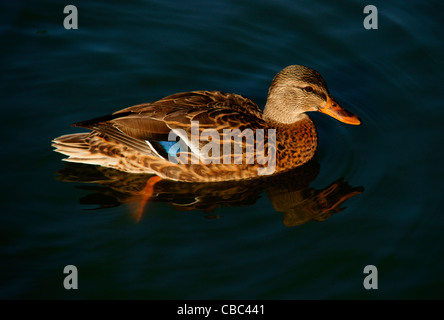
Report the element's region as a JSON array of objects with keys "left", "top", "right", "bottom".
[{"left": 319, "top": 96, "right": 361, "bottom": 125}]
